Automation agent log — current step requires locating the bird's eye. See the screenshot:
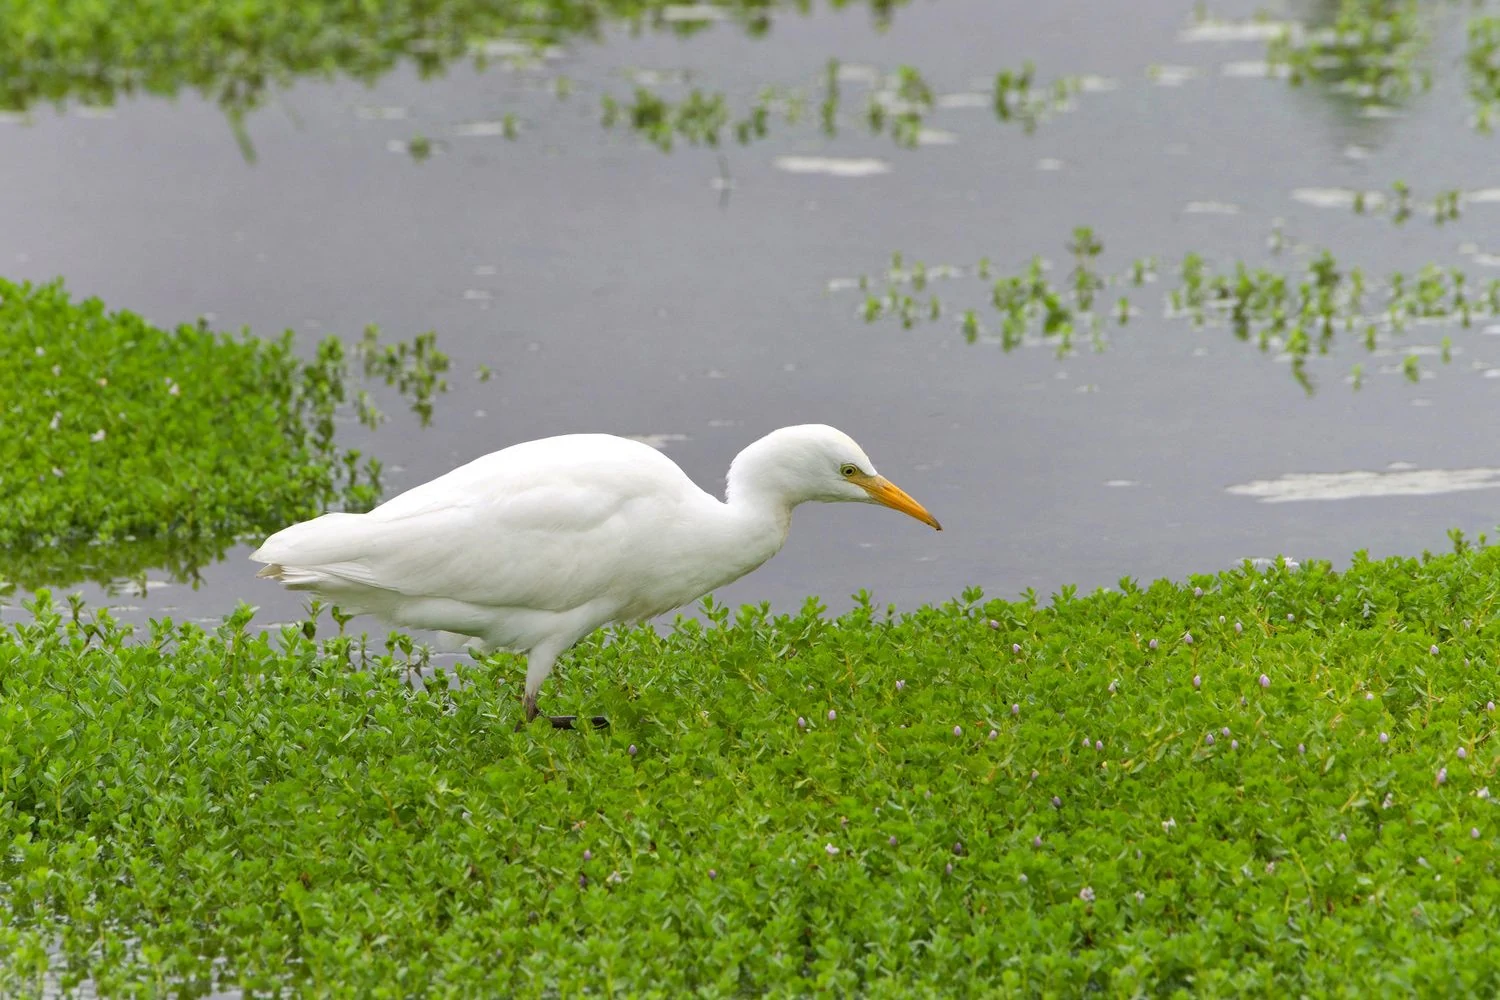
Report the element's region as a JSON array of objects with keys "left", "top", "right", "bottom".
[{"left": 840, "top": 464, "right": 859, "bottom": 477}]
